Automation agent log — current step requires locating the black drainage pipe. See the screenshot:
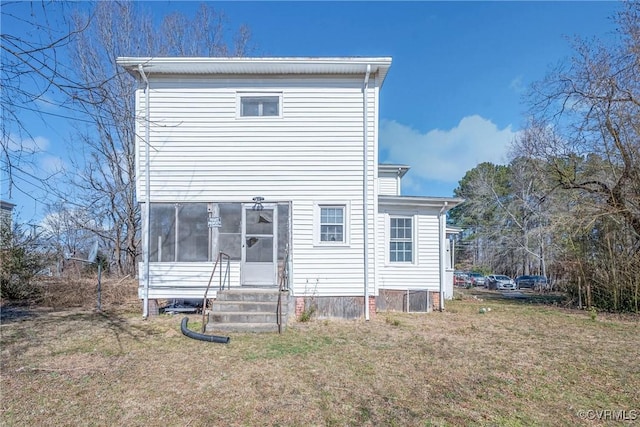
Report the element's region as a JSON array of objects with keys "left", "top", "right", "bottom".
[{"left": 181, "top": 317, "right": 230, "bottom": 344}]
